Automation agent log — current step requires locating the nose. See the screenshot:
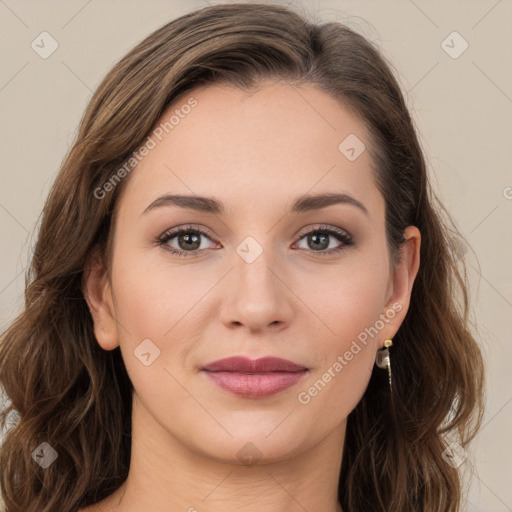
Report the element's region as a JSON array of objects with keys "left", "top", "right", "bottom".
[{"left": 218, "top": 243, "right": 294, "bottom": 334}]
